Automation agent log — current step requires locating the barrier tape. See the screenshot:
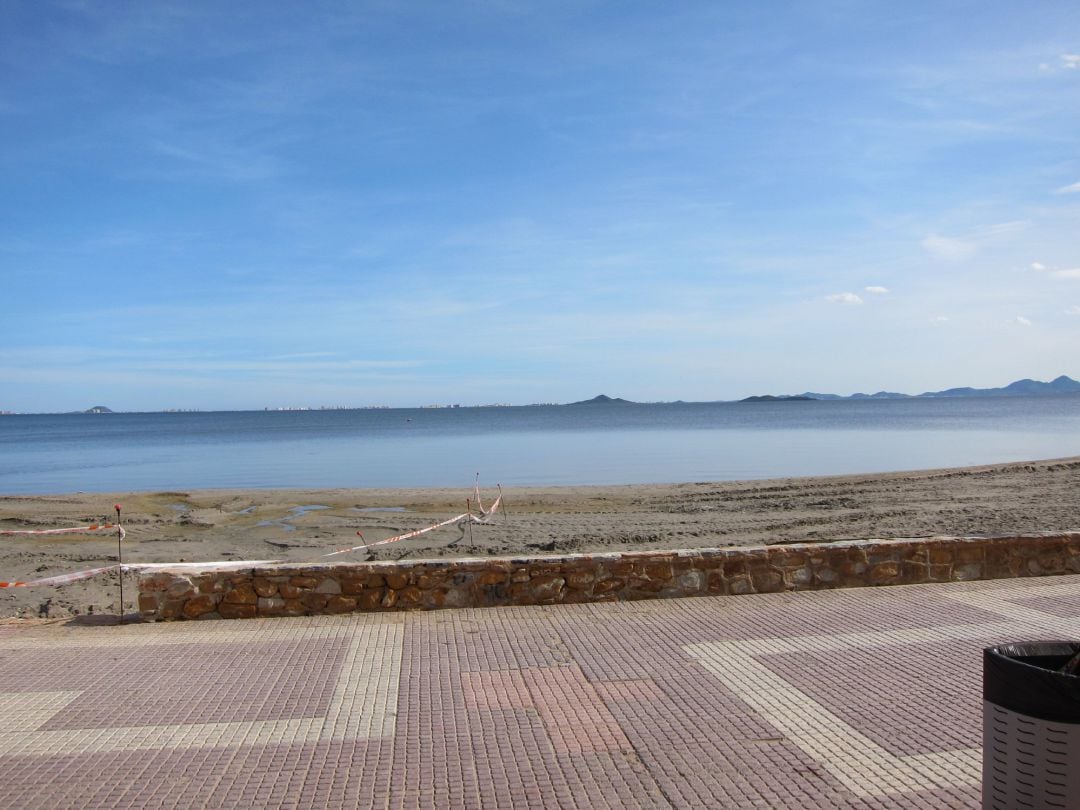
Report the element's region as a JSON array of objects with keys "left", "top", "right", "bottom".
[
  {"left": 0, "top": 565, "right": 121, "bottom": 588},
  {"left": 1, "top": 523, "right": 126, "bottom": 541},
  {"left": 1, "top": 483, "right": 505, "bottom": 586}
]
